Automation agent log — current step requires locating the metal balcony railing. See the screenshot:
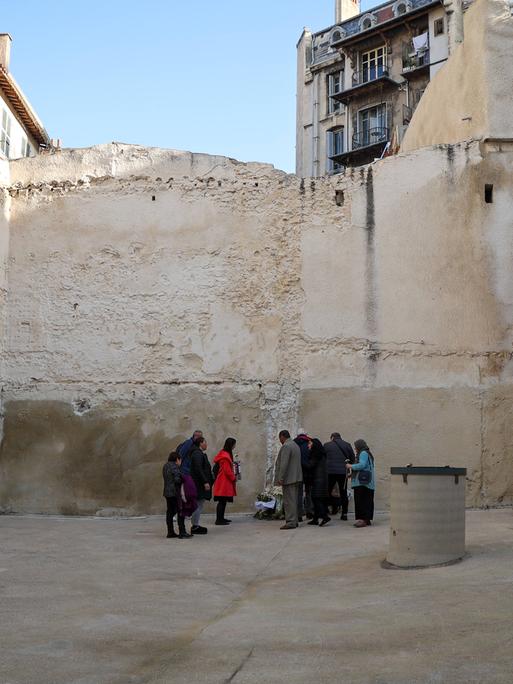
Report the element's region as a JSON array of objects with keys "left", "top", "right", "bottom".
[
  {"left": 402, "top": 49, "right": 430, "bottom": 72},
  {"left": 351, "top": 63, "right": 390, "bottom": 87},
  {"left": 352, "top": 127, "right": 389, "bottom": 149}
]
